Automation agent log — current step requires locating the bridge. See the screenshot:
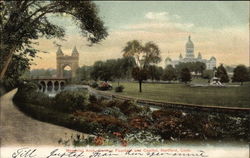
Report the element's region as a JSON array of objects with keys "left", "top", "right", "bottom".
[{"left": 32, "top": 77, "right": 68, "bottom": 93}]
